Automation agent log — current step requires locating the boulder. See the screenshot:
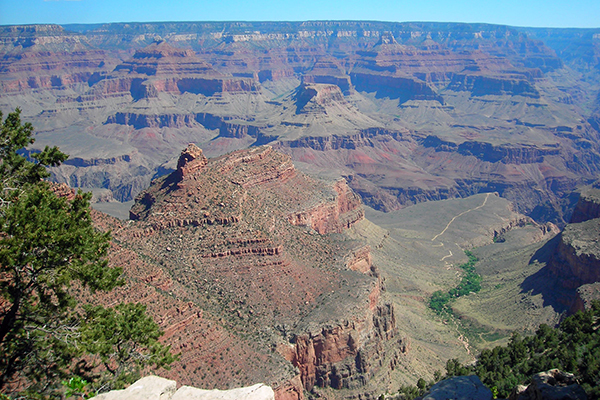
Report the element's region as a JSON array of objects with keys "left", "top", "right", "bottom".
[
  {"left": 171, "top": 383, "right": 274, "bottom": 400},
  {"left": 510, "top": 369, "right": 588, "bottom": 400},
  {"left": 416, "top": 375, "right": 493, "bottom": 400}
]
